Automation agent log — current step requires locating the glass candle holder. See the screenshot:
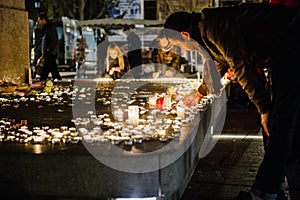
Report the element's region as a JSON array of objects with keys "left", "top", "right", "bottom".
[
  {"left": 148, "top": 95, "right": 157, "bottom": 107},
  {"left": 156, "top": 97, "right": 164, "bottom": 110},
  {"left": 113, "top": 108, "right": 124, "bottom": 122},
  {"left": 128, "top": 105, "right": 139, "bottom": 125},
  {"left": 176, "top": 106, "right": 185, "bottom": 119},
  {"left": 163, "top": 94, "right": 172, "bottom": 110}
]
